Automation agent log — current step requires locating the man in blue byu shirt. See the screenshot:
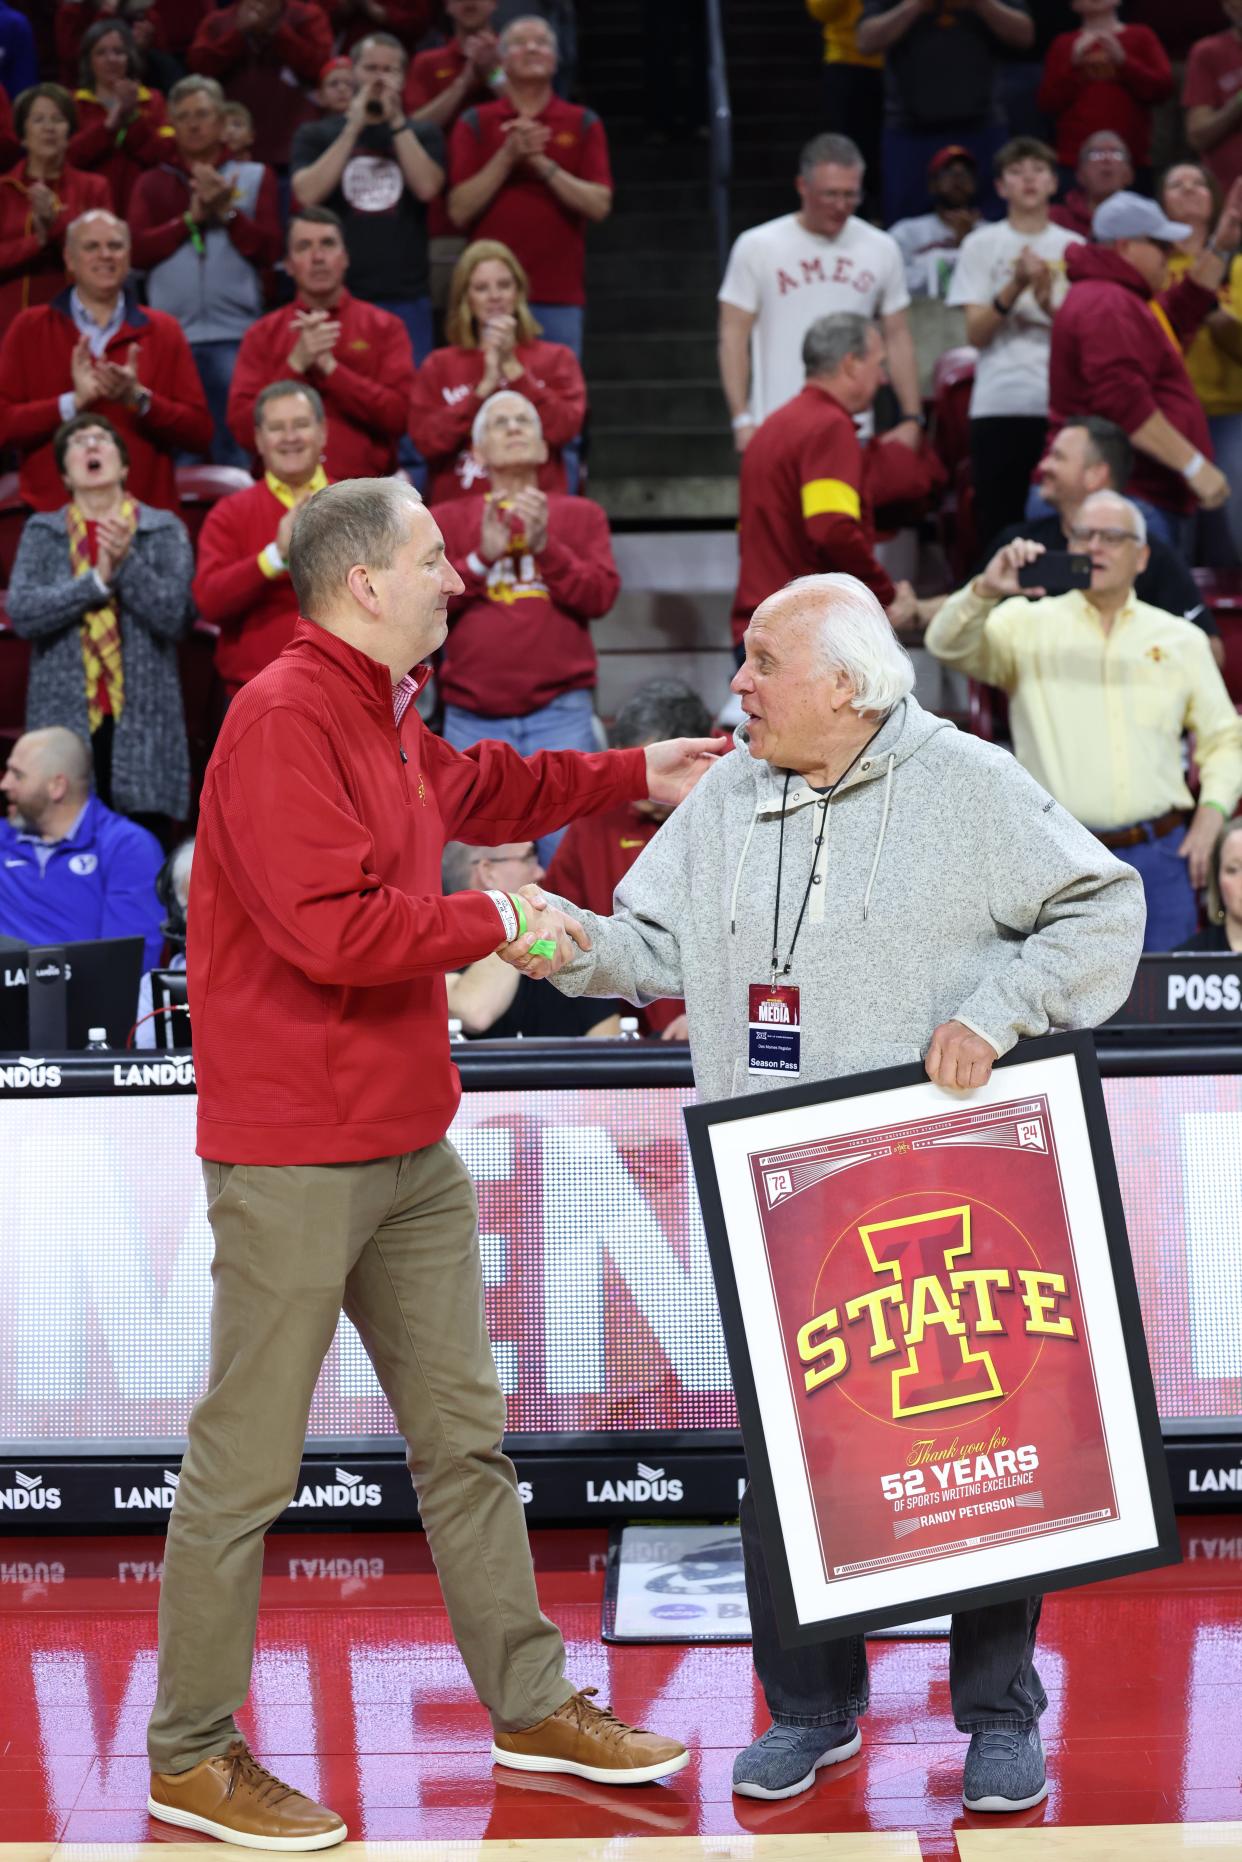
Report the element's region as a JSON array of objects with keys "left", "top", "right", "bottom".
[{"left": 0, "top": 728, "right": 164, "bottom": 967}]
